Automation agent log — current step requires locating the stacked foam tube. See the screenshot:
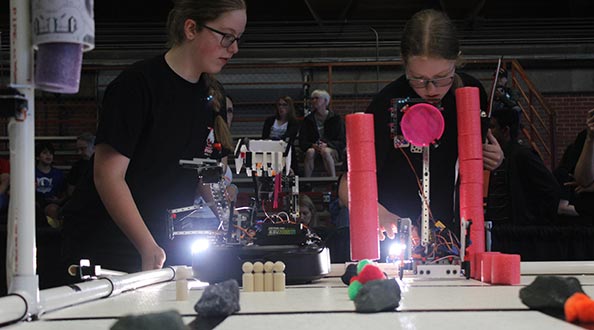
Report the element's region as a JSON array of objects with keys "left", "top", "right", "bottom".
[
  {"left": 455, "top": 87, "right": 486, "bottom": 260},
  {"left": 32, "top": 0, "right": 95, "bottom": 93},
  {"left": 346, "top": 113, "right": 379, "bottom": 261}
]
